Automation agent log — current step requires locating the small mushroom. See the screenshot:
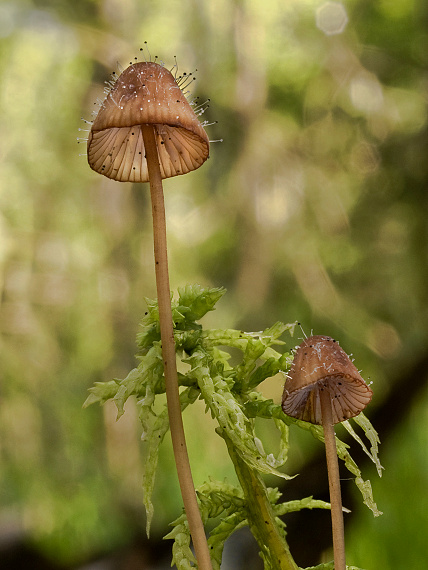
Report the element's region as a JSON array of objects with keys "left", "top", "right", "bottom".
[
  {"left": 282, "top": 335, "right": 373, "bottom": 570},
  {"left": 87, "top": 61, "right": 212, "bottom": 570}
]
